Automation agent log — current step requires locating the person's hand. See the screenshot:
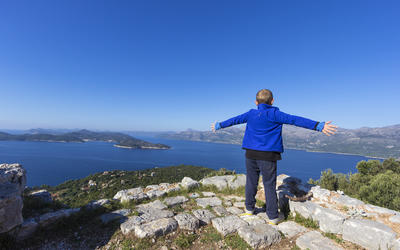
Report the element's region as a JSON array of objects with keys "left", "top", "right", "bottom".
[
  {"left": 211, "top": 122, "right": 221, "bottom": 132},
  {"left": 322, "top": 121, "right": 338, "bottom": 136}
]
